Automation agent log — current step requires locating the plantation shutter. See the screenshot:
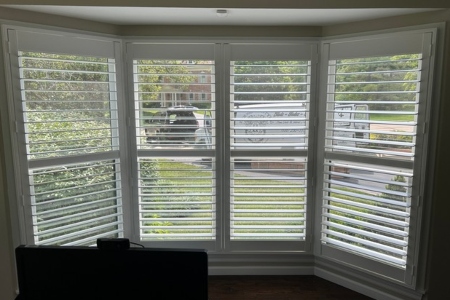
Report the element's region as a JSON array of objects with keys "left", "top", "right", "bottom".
[
  {"left": 226, "top": 43, "right": 317, "bottom": 251},
  {"left": 316, "top": 31, "right": 435, "bottom": 284},
  {"left": 7, "top": 29, "right": 124, "bottom": 246},
  {"left": 127, "top": 43, "right": 218, "bottom": 250}
]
